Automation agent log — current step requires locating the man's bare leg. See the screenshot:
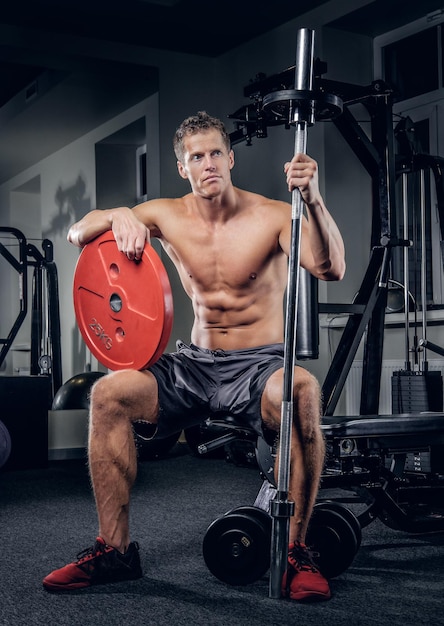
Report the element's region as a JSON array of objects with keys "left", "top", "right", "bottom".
[
  {"left": 42, "top": 368, "right": 157, "bottom": 591},
  {"left": 286, "top": 370, "right": 324, "bottom": 543},
  {"left": 261, "top": 366, "right": 324, "bottom": 541},
  {"left": 88, "top": 369, "right": 159, "bottom": 552},
  {"left": 261, "top": 366, "right": 330, "bottom": 601}
]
